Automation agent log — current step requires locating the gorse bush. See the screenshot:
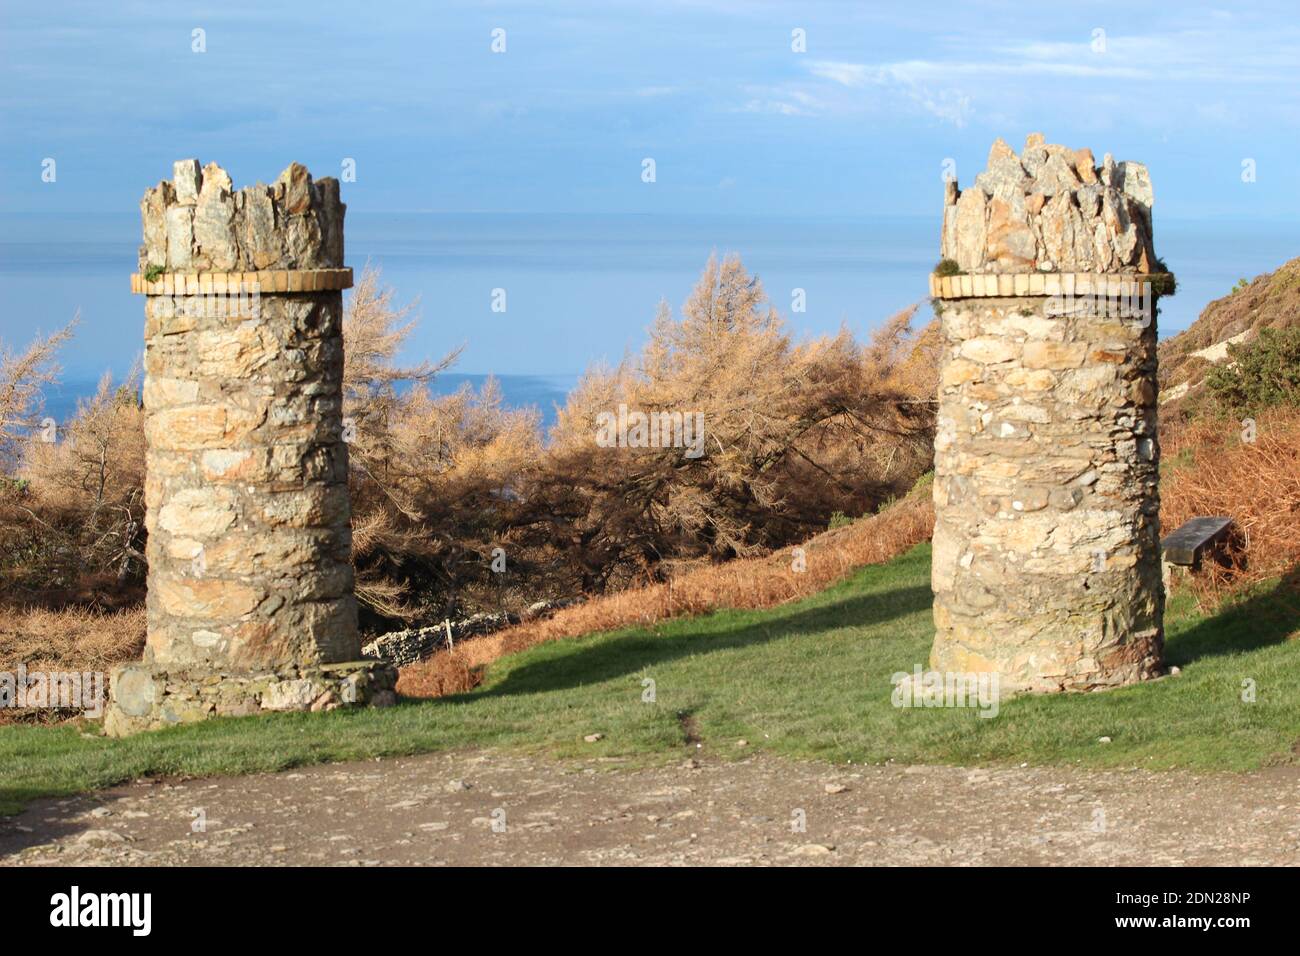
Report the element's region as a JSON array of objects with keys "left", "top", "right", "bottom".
[{"left": 1205, "top": 327, "right": 1300, "bottom": 415}]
